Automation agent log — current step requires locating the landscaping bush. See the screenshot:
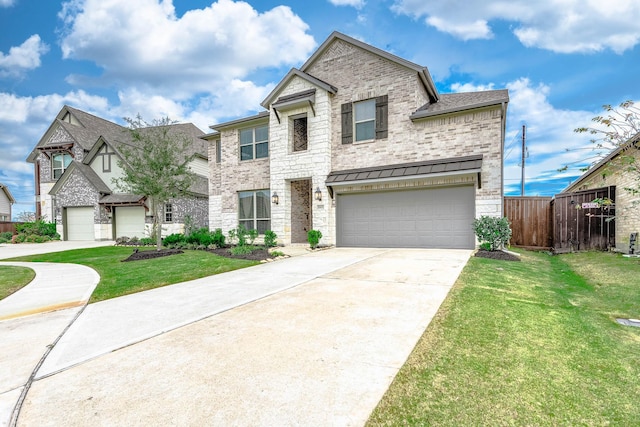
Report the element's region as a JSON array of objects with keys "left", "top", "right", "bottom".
[
  {"left": 14, "top": 220, "right": 60, "bottom": 243},
  {"left": 264, "top": 230, "right": 278, "bottom": 247},
  {"left": 163, "top": 233, "right": 186, "bottom": 247},
  {"left": 139, "top": 237, "right": 155, "bottom": 246},
  {"left": 186, "top": 228, "right": 214, "bottom": 246},
  {"left": 0, "top": 231, "right": 13, "bottom": 243},
  {"left": 472, "top": 216, "right": 512, "bottom": 251},
  {"left": 307, "top": 229, "right": 322, "bottom": 249},
  {"left": 210, "top": 228, "right": 225, "bottom": 247}
]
